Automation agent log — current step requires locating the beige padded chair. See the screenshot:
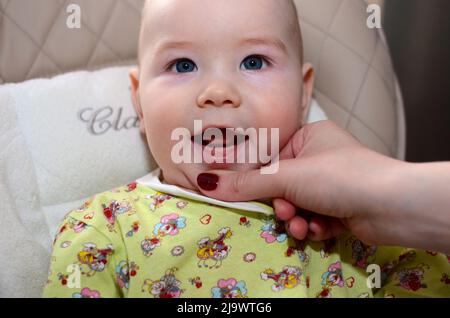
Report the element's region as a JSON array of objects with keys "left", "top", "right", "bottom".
[{"left": 0, "top": 0, "right": 405, "bottom": 159}]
